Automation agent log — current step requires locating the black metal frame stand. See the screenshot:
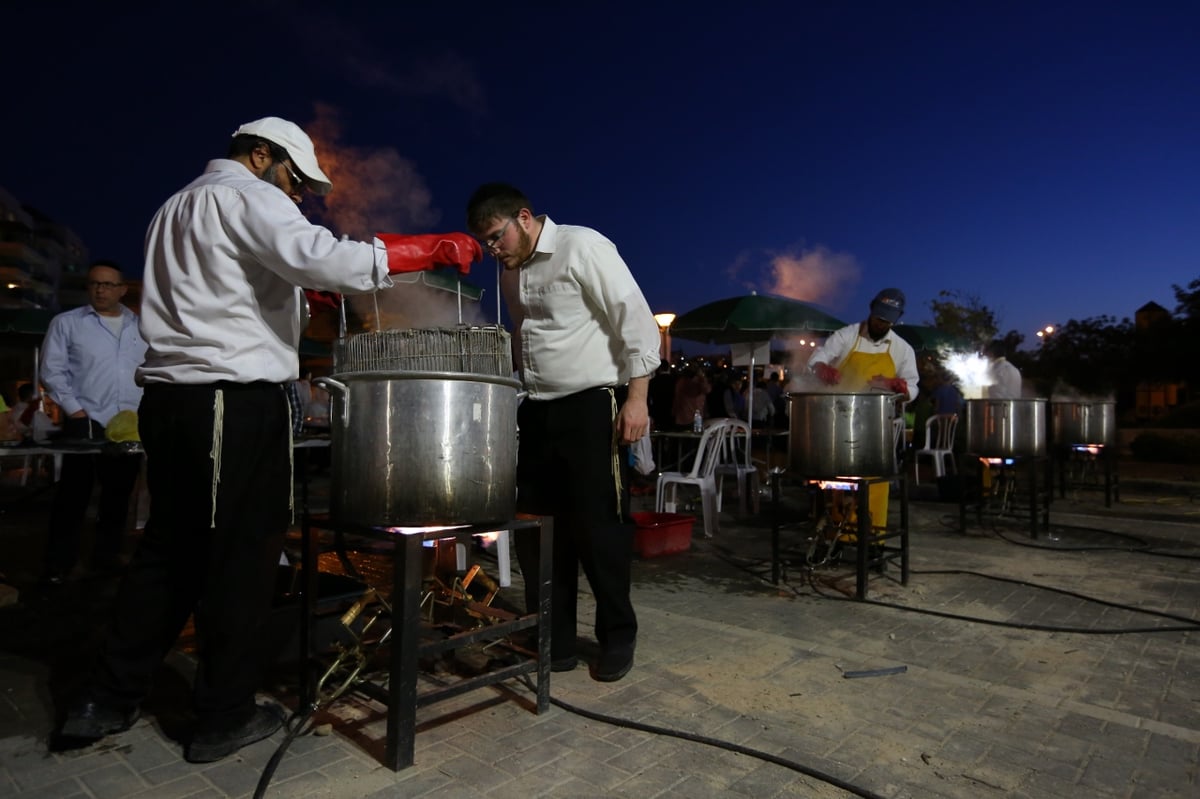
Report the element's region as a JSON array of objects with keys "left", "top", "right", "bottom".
[
  {"left": 298, "top": 515, "right": 551, "bottom": 771},
  {"left": 958, "top": 455, "right": 1051, "bottom": 538},
  {"left": 770, "top": 473, "right": 909, "bottom": 599},
  {"left": 1053, "top": 444, "right": 1119, "bottom": 507}
]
